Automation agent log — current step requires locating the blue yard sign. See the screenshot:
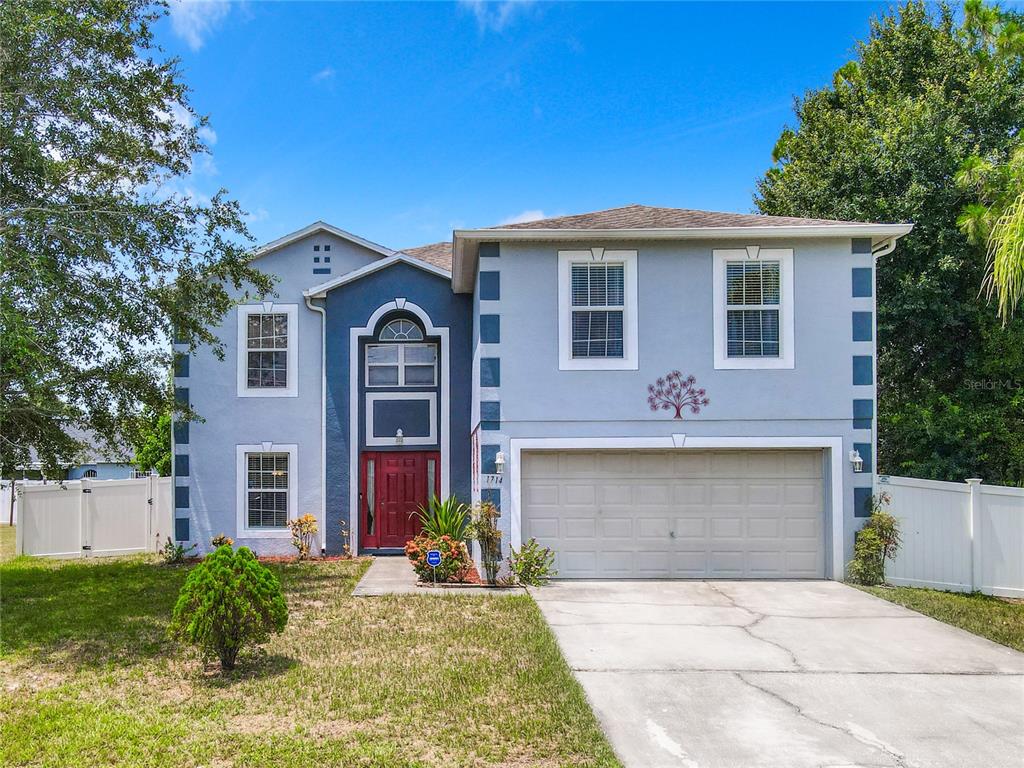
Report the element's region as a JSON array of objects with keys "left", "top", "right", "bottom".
[{"left": 426, "top": 549, "right": 442, "bottom": 568}]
